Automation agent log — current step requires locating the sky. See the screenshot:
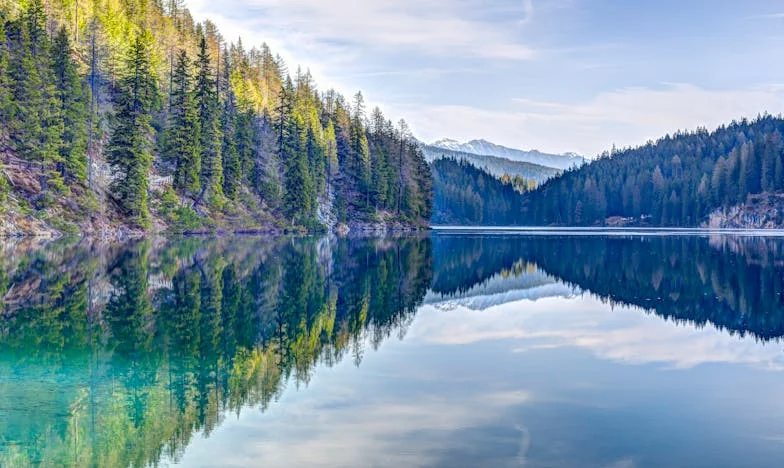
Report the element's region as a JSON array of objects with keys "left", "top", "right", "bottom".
[{"left": 187, "top": 0, "right": 784, "bottom": 157}]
